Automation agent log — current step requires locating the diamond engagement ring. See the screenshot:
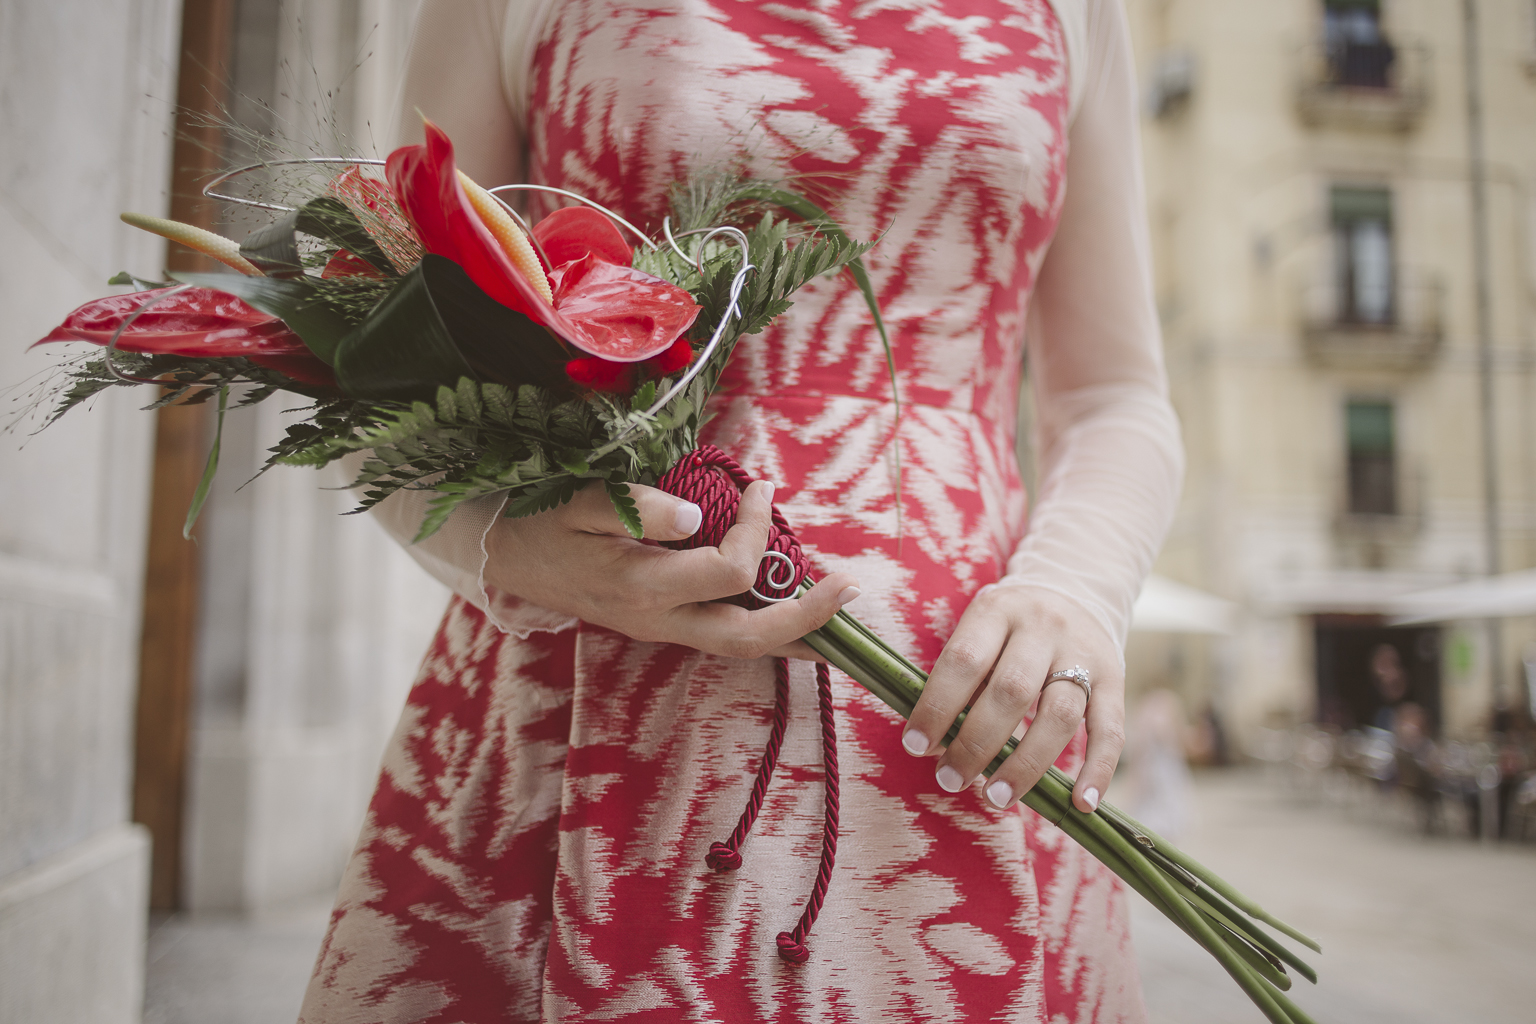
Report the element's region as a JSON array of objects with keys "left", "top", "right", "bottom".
[{"left": 1044, "top": 666, "right": 1092, "bottom": 704}]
